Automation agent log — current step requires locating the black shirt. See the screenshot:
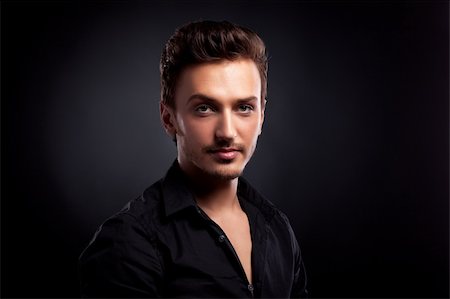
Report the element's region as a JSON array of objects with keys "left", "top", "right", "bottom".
[{"left": 79, "top": 160, "right": 307, "bottom": 298}]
